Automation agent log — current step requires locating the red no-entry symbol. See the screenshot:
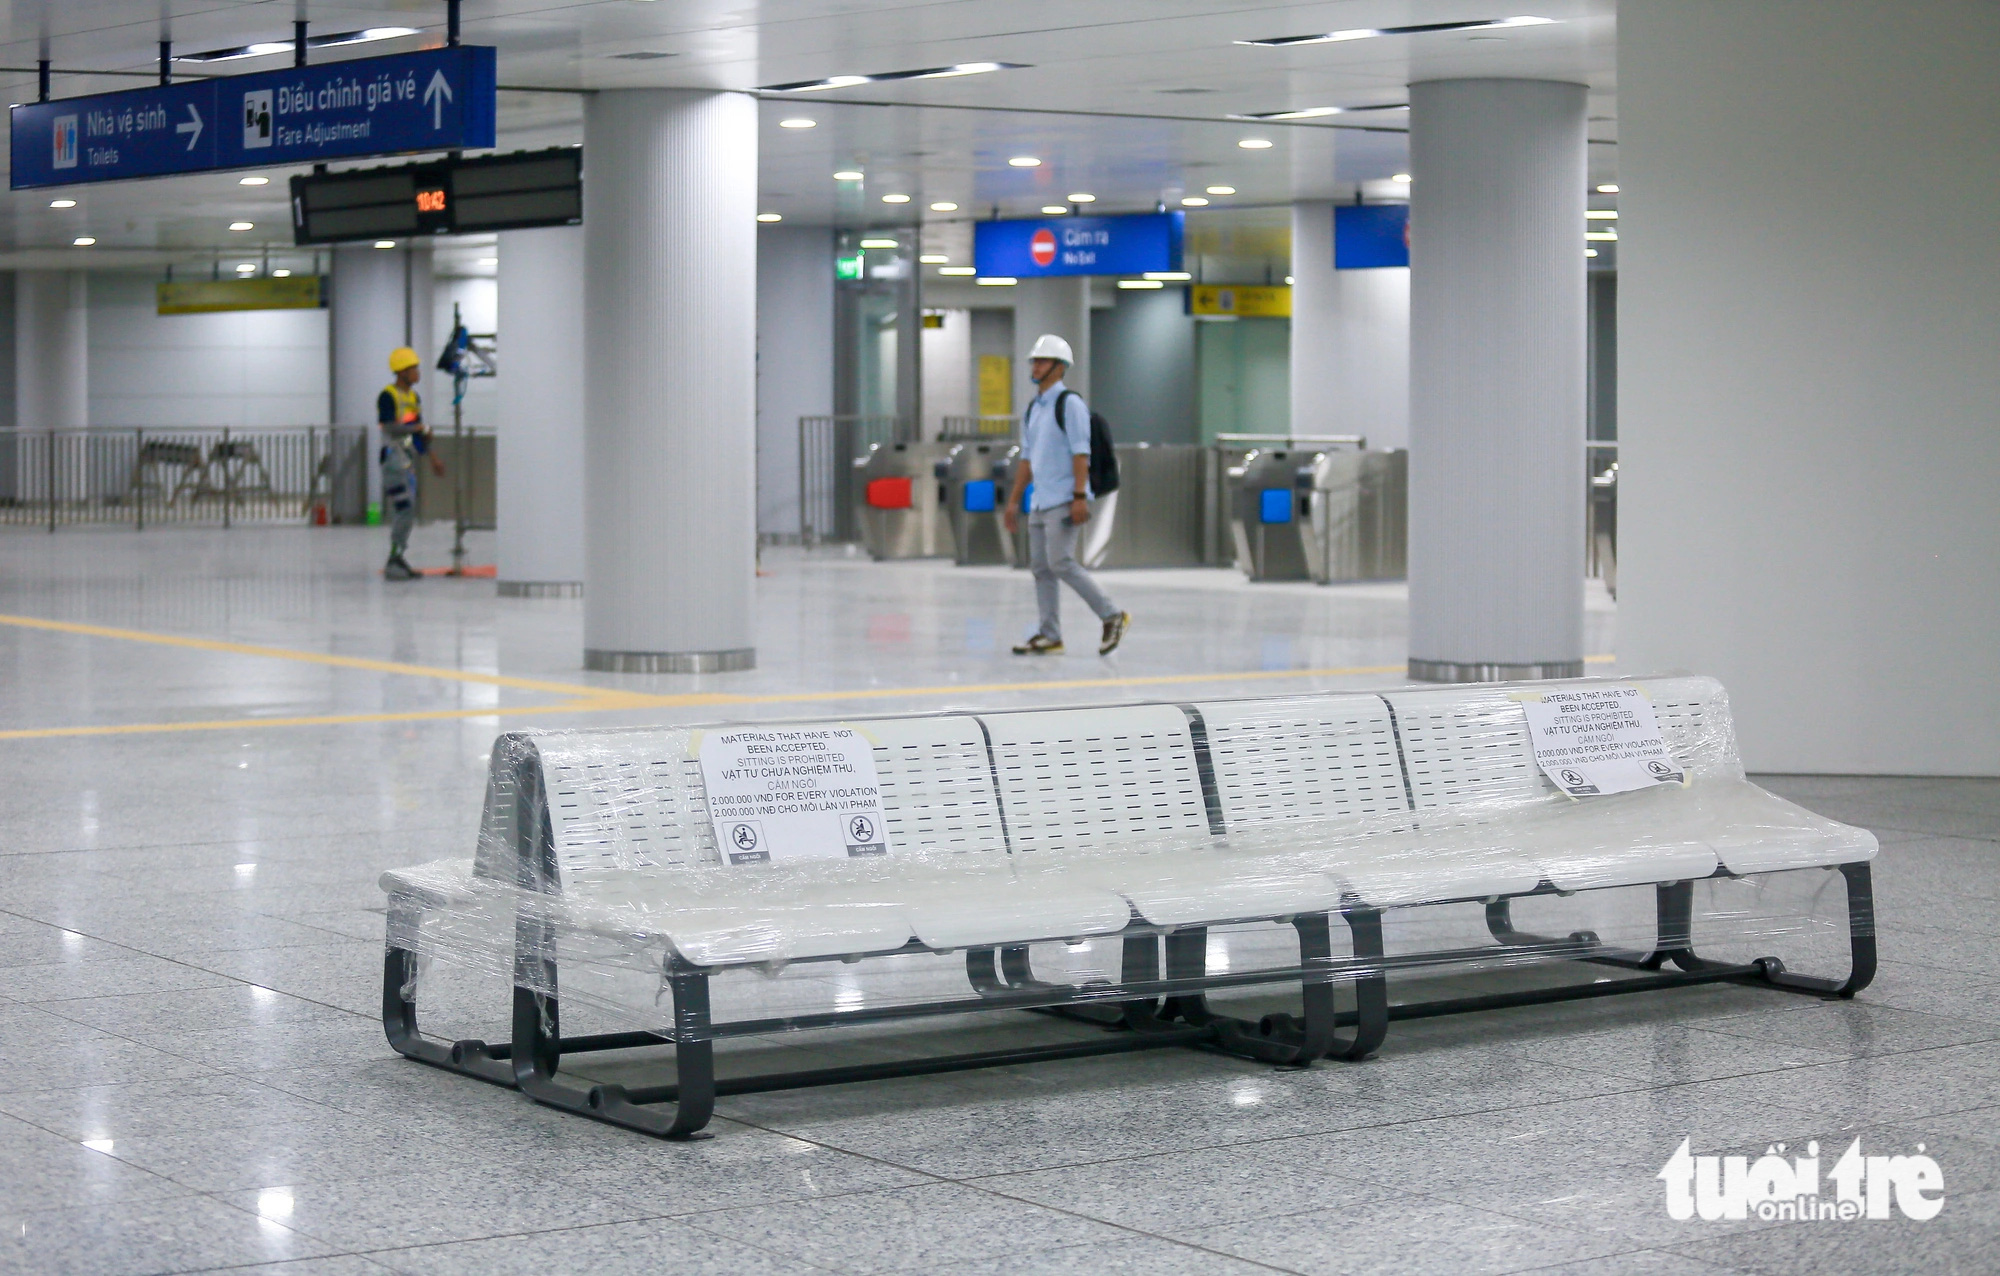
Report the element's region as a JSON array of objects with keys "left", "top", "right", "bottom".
[{"left": 1030, "top": 228, "right": 1056, "bottom": 267}]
